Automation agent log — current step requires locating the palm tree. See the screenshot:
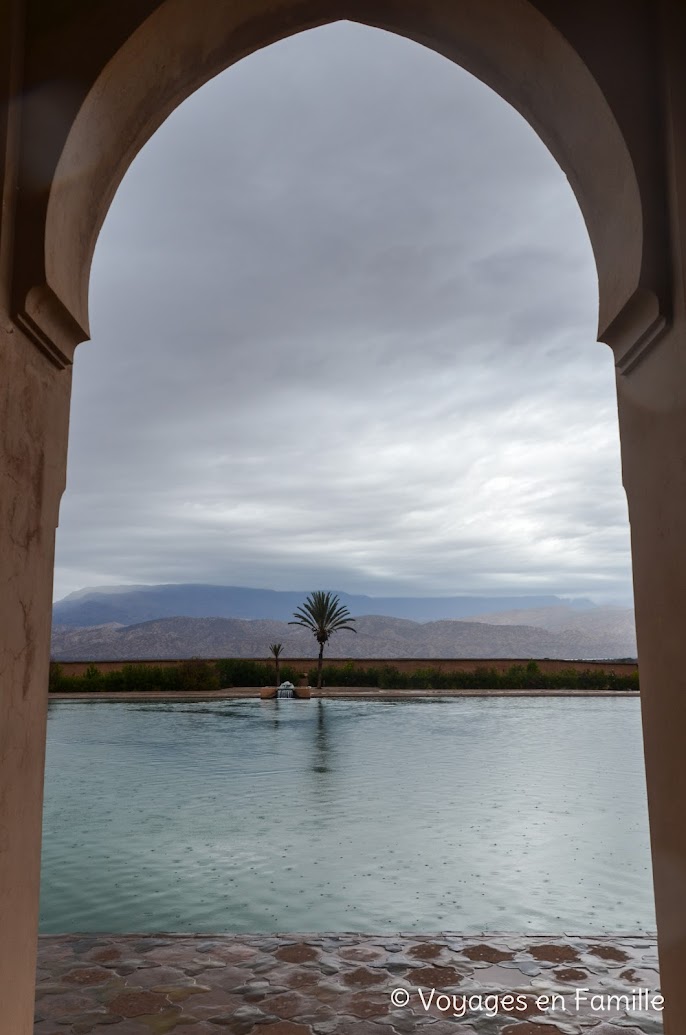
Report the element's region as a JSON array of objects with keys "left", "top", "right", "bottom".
[
  {"left": 269, "top": 642, "right": 284, "bottom": 687},
  {"left": 289, "top": 591, "right": 357, "bottom": 690}
]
